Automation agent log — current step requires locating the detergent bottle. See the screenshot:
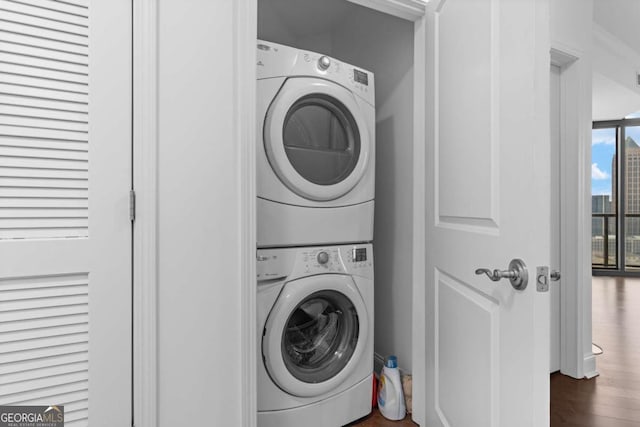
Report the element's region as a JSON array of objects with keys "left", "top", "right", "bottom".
[{"left": 377, "top": 355, "right": 406, "bottom": 420}]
